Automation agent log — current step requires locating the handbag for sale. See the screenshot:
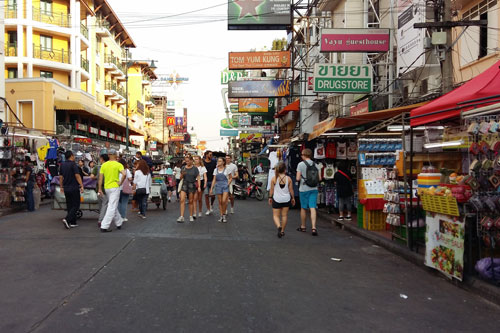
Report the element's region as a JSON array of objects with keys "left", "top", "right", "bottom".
[{"left": 135, "top": 187, "right": 147, "bottom": 196}]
